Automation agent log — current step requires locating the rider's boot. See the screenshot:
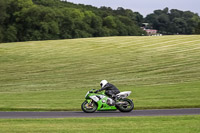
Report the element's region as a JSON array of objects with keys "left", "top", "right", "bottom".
[{"left": 111, "top": 94, "right": 118, "bottom": 101}]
